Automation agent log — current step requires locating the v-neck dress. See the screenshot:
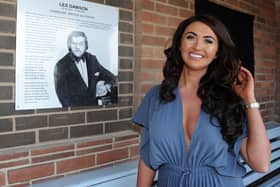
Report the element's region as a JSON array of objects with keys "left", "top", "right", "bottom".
[{"left": 133, "top": 85, "right": 248, "bottom": 187}]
